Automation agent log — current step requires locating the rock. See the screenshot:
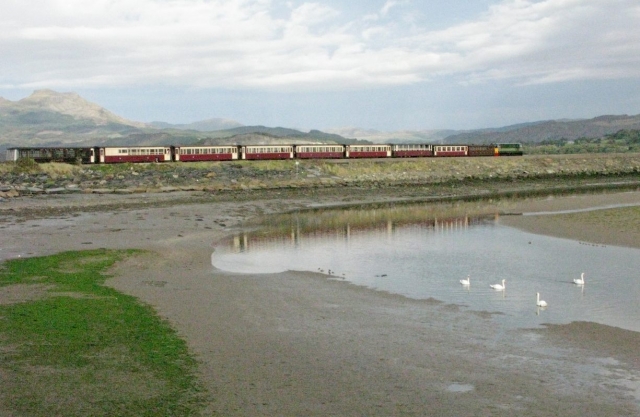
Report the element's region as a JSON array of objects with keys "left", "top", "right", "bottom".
[{"left": 45, "top": 187, "right": 68, "bottom": 194}]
